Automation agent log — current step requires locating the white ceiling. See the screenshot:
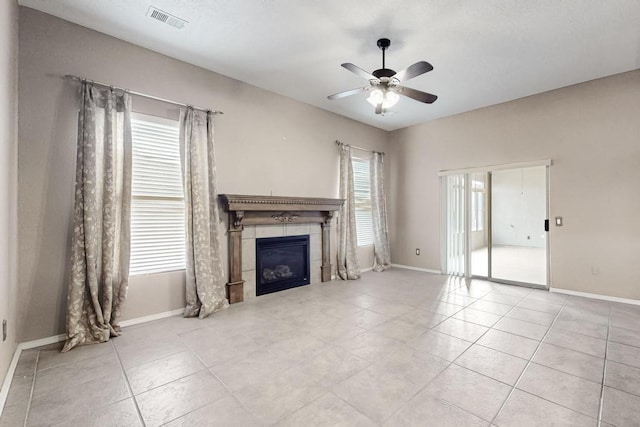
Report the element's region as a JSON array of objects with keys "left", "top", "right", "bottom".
[{"left": 19, "top": 0, "right": 640, "bottom": 131}]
